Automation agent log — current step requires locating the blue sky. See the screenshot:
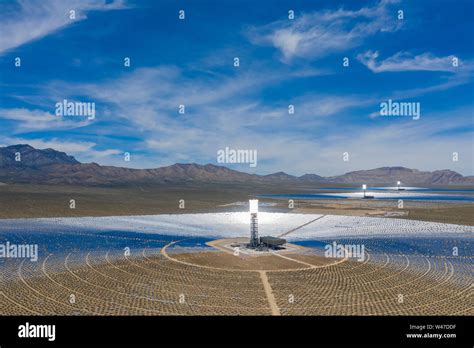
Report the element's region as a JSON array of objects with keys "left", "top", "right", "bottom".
[{"left": 0, "top": 0, "right": 473, "bottom": 176}]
